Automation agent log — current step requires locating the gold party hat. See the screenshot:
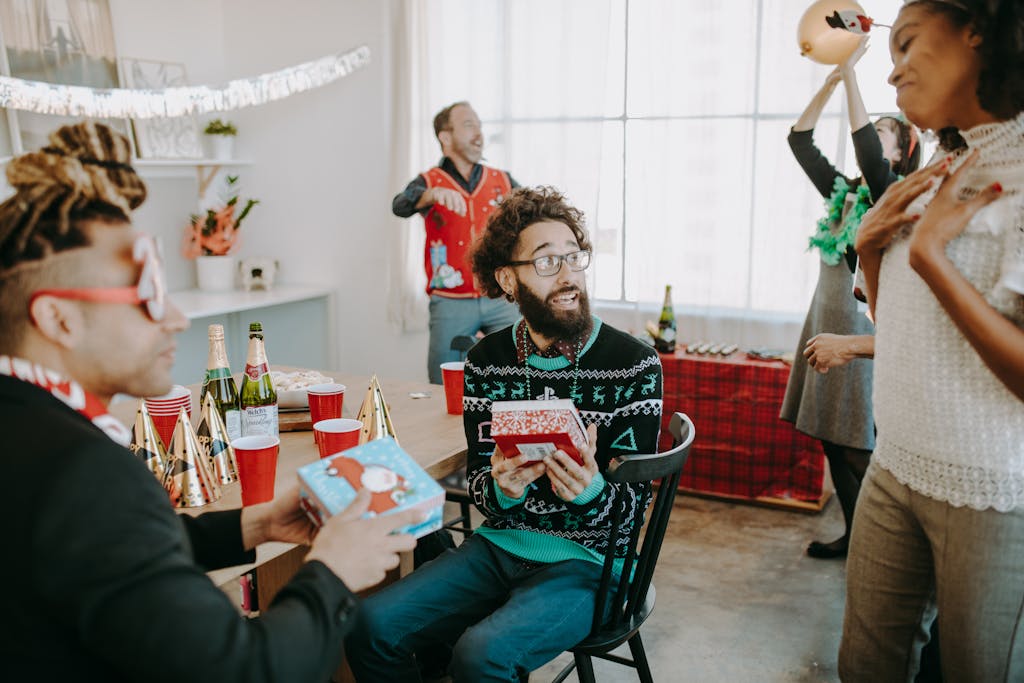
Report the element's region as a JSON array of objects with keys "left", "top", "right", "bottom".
[
  {"left": 356, "top": 375, "right": 399, "bottom": 445},
  {"left": 162, "top": 406, "right": 222, "bottom": 507},
  {"left": 197, "top": 393, "right": 239, "bottom": 485},
  {"left": 128, "top": 400, "right": 167, "bottom": 482}
]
